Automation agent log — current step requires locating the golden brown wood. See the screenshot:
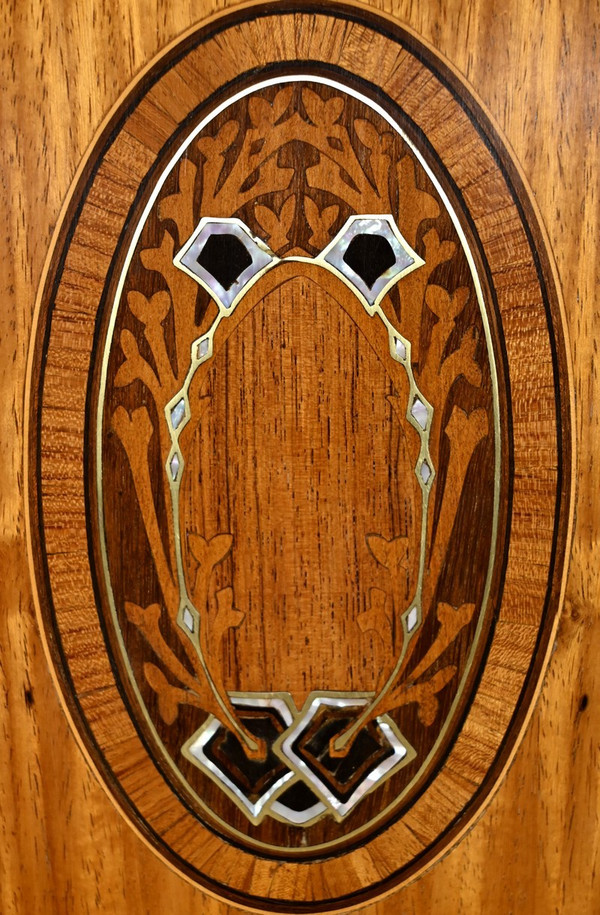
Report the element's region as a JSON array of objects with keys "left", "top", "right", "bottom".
[
  {"left": 2, "top": 0, "right": 596, "bottom": 913},
  {"left": 29, "top": 10, "right": 566, "bottom": 902}
]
